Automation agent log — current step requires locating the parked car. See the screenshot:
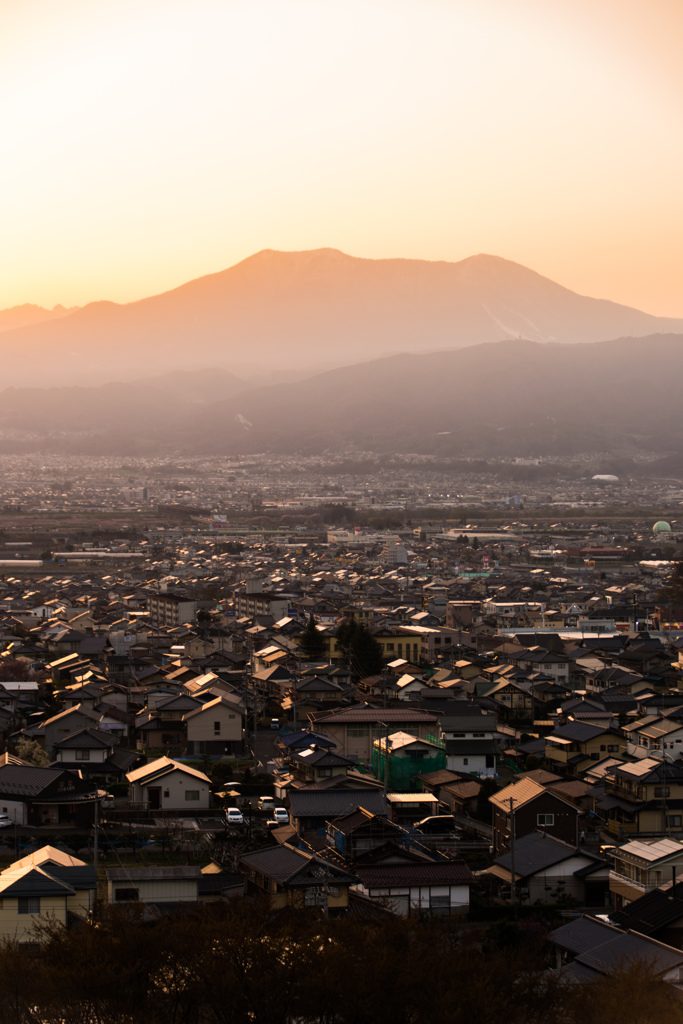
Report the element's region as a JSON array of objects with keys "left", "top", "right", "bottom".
[
  {"left": 257, "top": 796, "right": 275, "bottom": 812},
  {"left": 270, "top": 718, "right": 280, "bottom": 730},
  {"left": 413, "top": 815, "right": 459, "bottom": 836},
  {"left": 225, "top": 807, "right": 244, "bottom": 825},
  {"left": 0, "top": 814, "right": 11, "bottom": 829},
  {"left": 272, "top": 807, "right": 289, "bottom": 825}
]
